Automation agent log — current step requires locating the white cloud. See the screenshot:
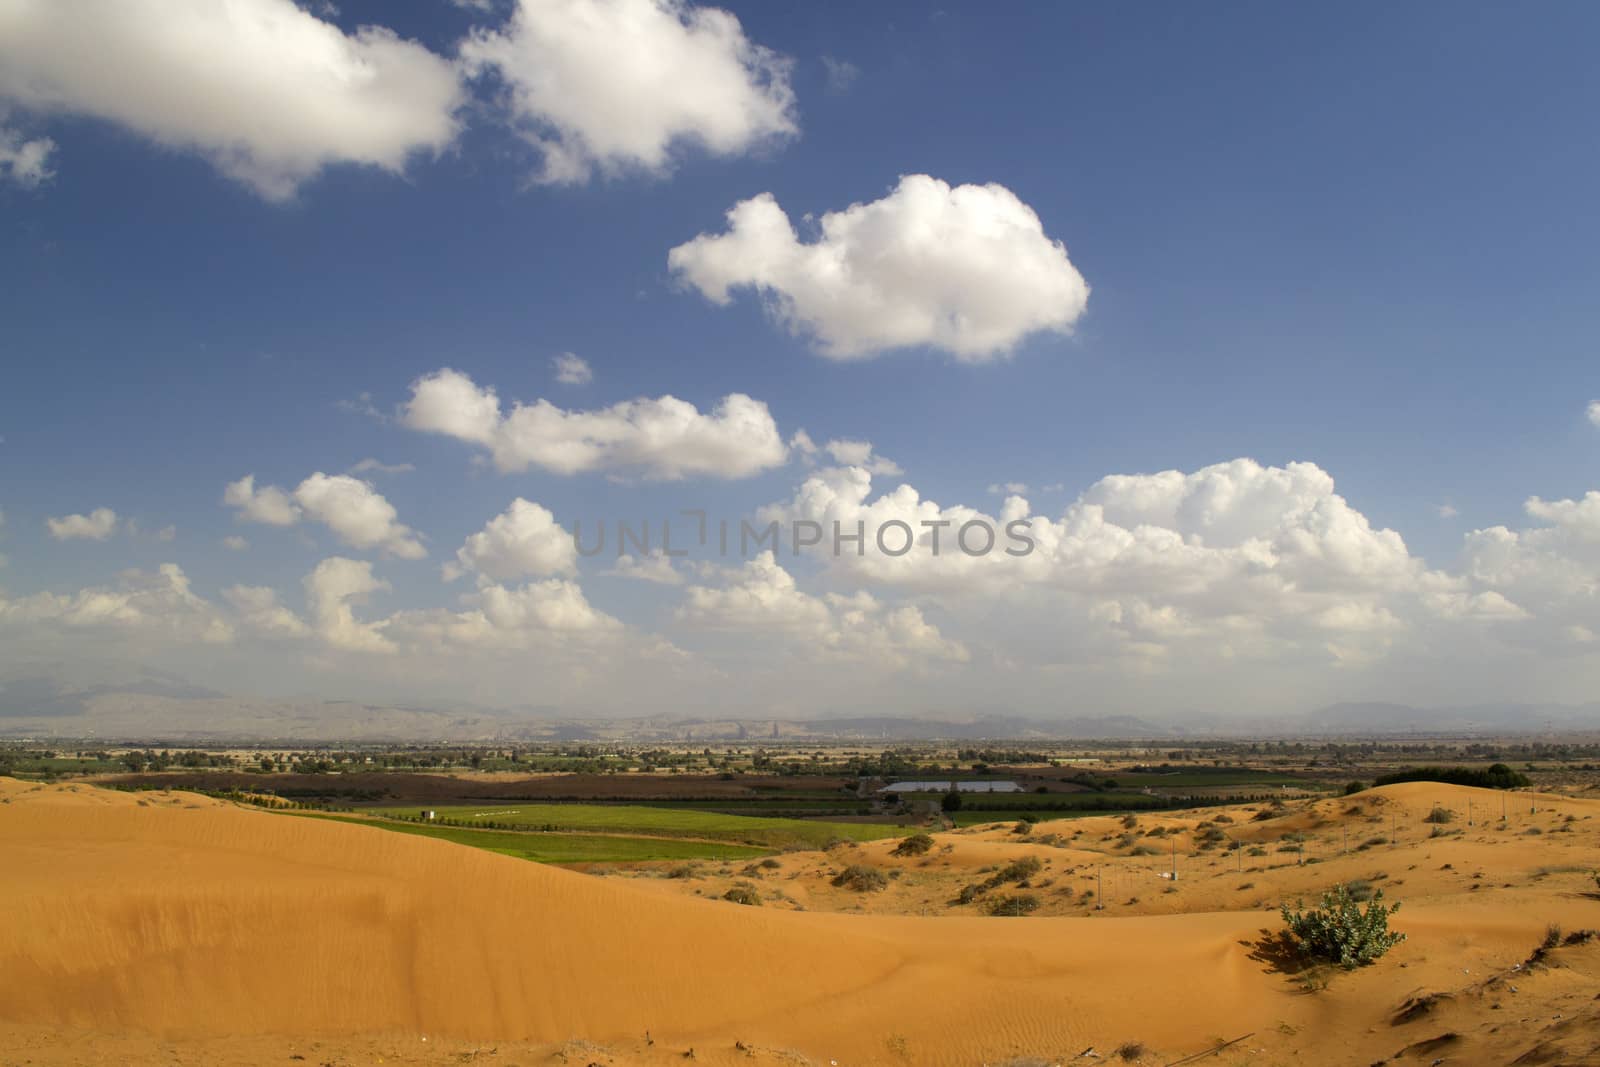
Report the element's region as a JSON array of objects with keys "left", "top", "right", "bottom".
[
  {"left": 678, "top": 552, "right": 966, "bottom": 668},
  {"left": 223, "top": 476, "right": 301, "bottom": 526},
  {"left": 459, "top": 0, "right": 795, "bottom": 184},
  {"left": 822, "top": 438, "right": 902, "bottom": 477},
  {"left": 764, "top": 458, "right": 1467, "bottom": 667},
  {"left": 1587, "top": 400, "right": 1600, "bottom": 428},
  {"left": 292, "top": 473, "right": 426, "bottom": 559},
  {"left": 821, "top": 55, "right": 858, "bottom": 94},
  {"left": 1437, "top": 504, "right": 1459, "bottom": 519},
  {"left": 222, "top": 584, "right": 309, "bottom": 639},
  {"left": 304, "top": 556, "right": 394, "bottom": 653},
  {"left": 0, "top": 563, "right": 232, "bottom": 643},
  {"left": 0, "top": 0, "right": 463, "bottom": 200},
  {"left": 551, "top": 352, "right": 593, "bottom": 385},
  {"left": 349, "top": 458, "right": 415, "bottom": 476},
  {"left": 46, "top": 507, "right": 118, "bottom": 541},
  {"left": 0, "top": 125, "right": 54, "bottom": 187},
  {"left": 224, "top": 473, "right": 424, "bottom": 558},
  {"left": 669, "top": 175, "right": 1090, "bottom": 361},
  {"left": 402, "top": 367, "right": 788, "bottom": 479},
  {"left": 222, "top": 535, "right": 250, "bottom": 551},
  {"left": 386, "top": 577, "right": 621, "bottom": 651},
  {"left": 989, "top": 482, "right": 1030, "bottom": 496},
  {"left": 603, "top": 551, "right": 685, "bottom": 585},
  {"left": 444, "top": 498, "right": 575, "bottom": 581}
]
